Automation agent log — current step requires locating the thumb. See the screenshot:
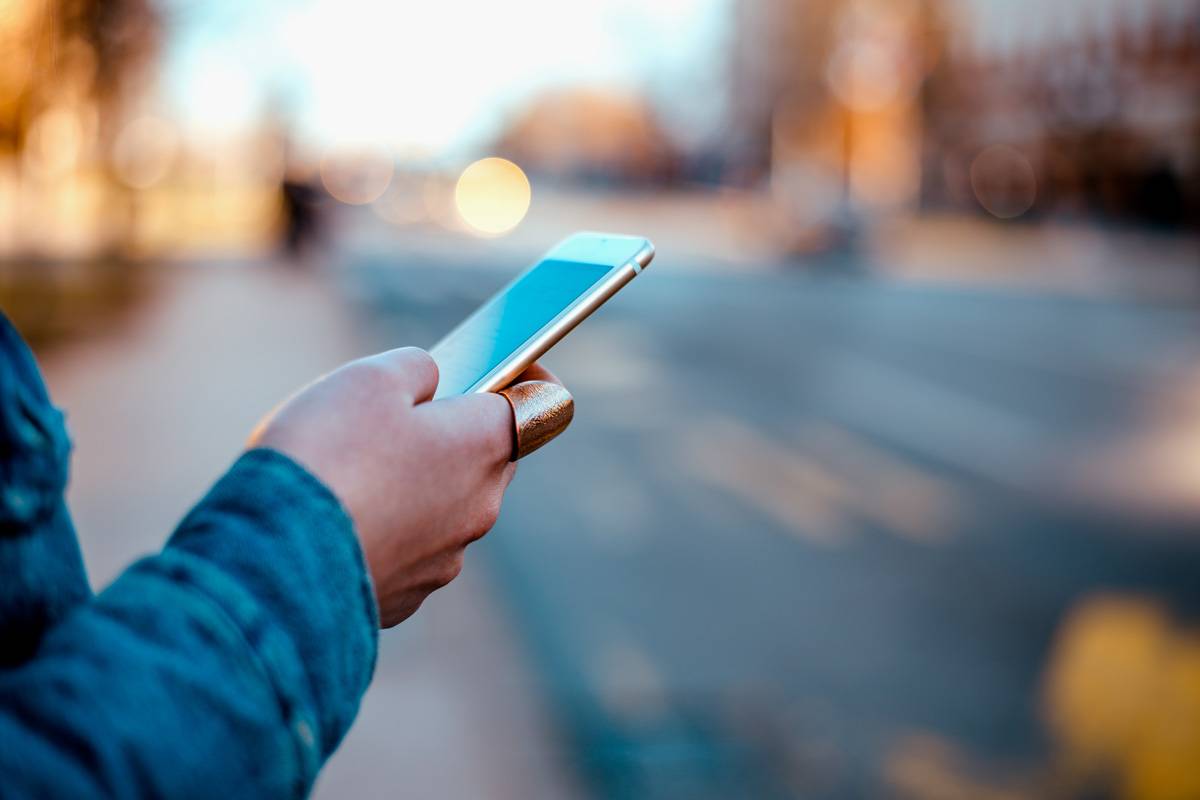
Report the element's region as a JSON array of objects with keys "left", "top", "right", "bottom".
[{"left": 361, "top": 347, "right": 440, "bottom": 405}]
